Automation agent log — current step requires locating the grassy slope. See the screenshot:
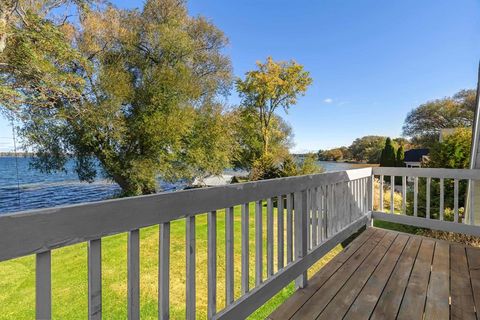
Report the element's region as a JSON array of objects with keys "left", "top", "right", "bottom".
[{"left": 0, "top": 203, "right": 343, "bottom": 320}]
